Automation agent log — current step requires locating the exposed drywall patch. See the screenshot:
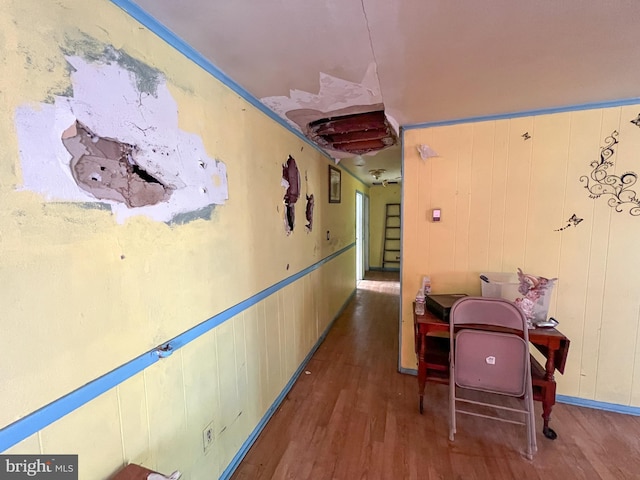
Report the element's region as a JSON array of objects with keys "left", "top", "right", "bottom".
[
  {"left": 282, "top": 156, "right": 300, "bottom": 234},
  {"left": 15, "top": 39, "right": 228, "bottom": 223},
  {"left": 261, "top": 64, "right": 398, "bottom": 158},
  {"left": 63, "top": 121, "right": 170, "bottom": 208}
]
